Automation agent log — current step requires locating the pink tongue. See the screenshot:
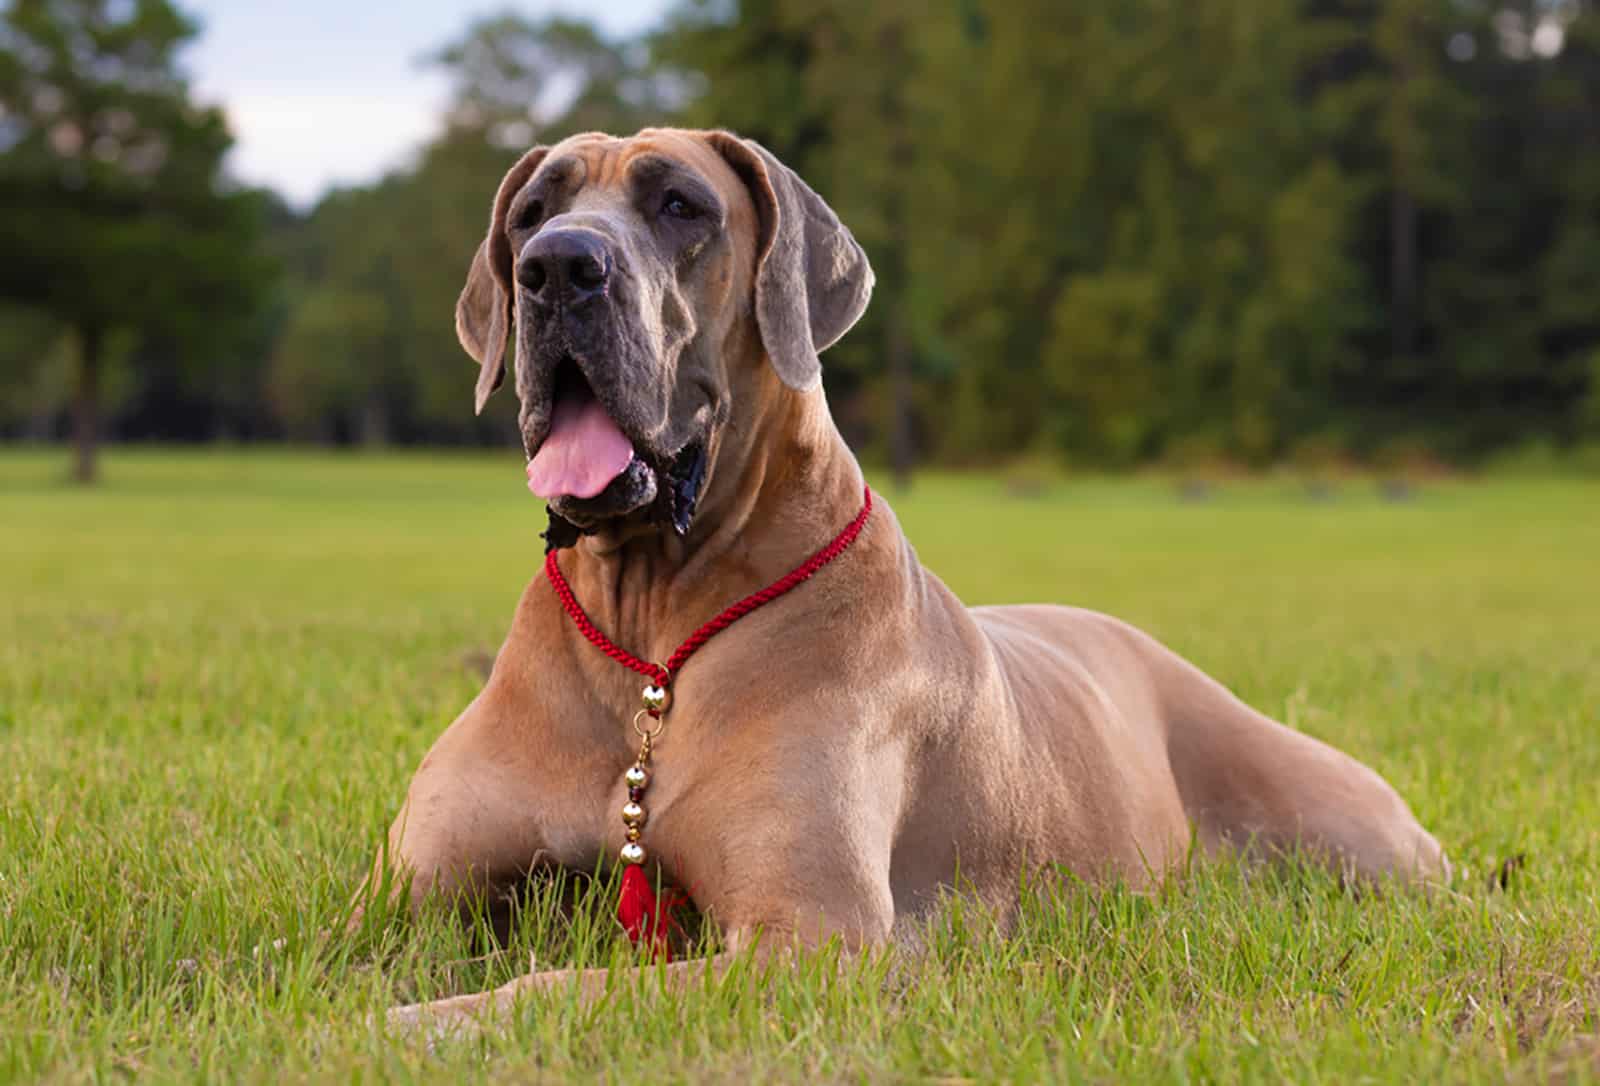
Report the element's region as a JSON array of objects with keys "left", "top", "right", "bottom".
[{"left": 526, "top": 393, "right": 635, "bottom": 500}]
